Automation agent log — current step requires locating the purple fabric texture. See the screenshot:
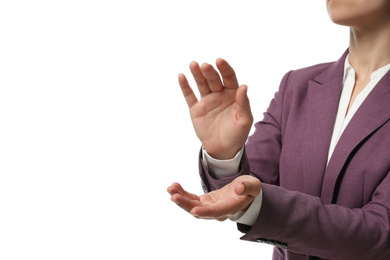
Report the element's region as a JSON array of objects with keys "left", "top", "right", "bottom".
[{"left": 198, "top": 50, "right": 390, "bottom": 260}]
